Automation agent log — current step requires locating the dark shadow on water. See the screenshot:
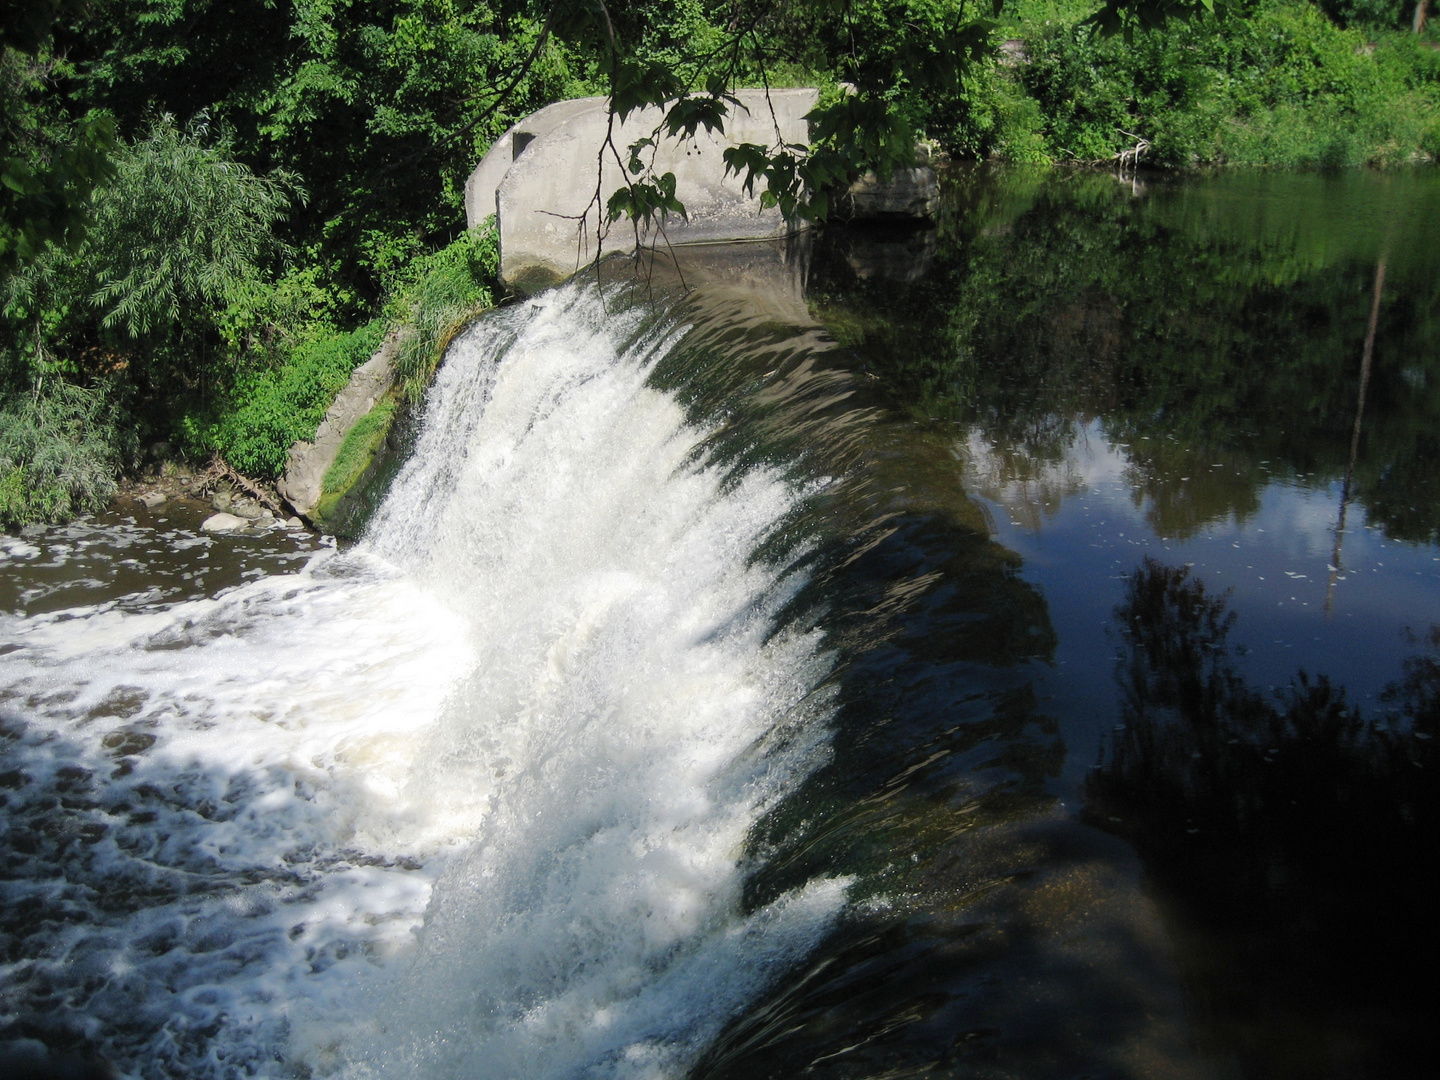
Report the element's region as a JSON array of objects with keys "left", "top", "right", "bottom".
[
  {"left": 658, "top": 309, "right": 1218, "bottom": 1078},
  {"left": 1085, "top": 557, "right": 1439, "bottom": 1080}
]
